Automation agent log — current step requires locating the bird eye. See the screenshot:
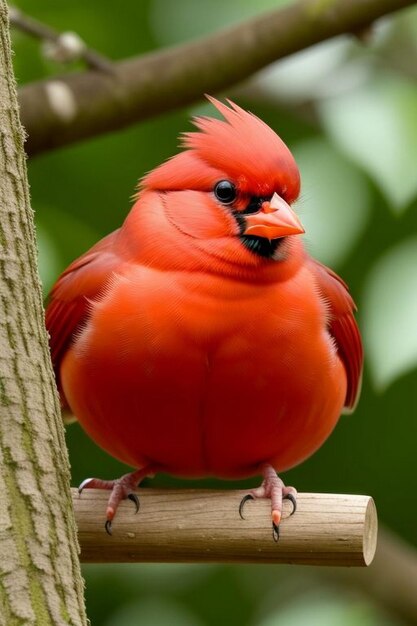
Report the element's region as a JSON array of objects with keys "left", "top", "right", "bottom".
[{"left": 214, "top": 180, "right": 237, "bottom": 205}]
